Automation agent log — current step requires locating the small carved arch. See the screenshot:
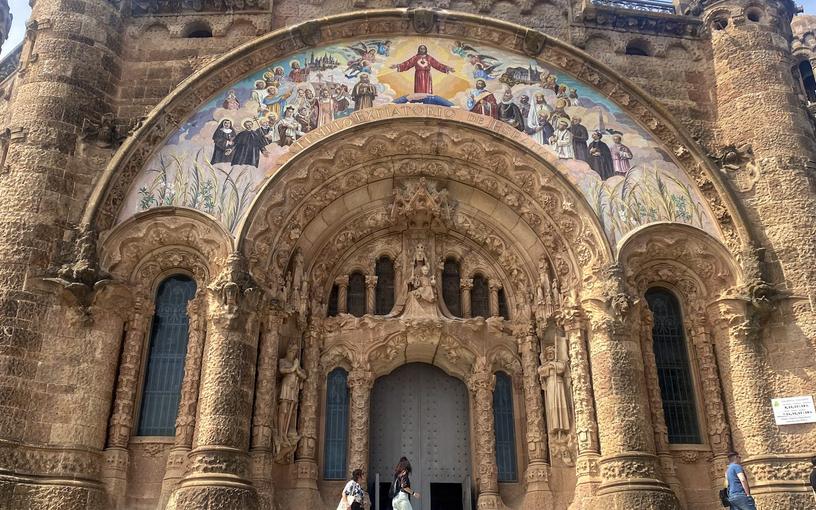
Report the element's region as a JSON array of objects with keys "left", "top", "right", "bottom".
[
  {"left": 583, "top": 34, "right": 615, "bottom": 55},
  {"left": 488, "top": 345, "right": 522, "bottom": 376},
  {"left": 99, "top": 207, "right": 233, "bottom": 286},
  {"left": 320, "top": 343, "right": 355, "bottom": 375},
  {"left": 624, "top": 38, "right": 652, "bottom": 57},
  {"left": 618, "top": 222, "right": 741, "bottom": 300},
  {"left": 182, "top": 21, "right": 213, "bottom": 38},
  {"left": 224, "top": 18, "right": 259, "bottom": 37},
  {"left": 704, "top": 7, "right": 733, "bottom": 31}
]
